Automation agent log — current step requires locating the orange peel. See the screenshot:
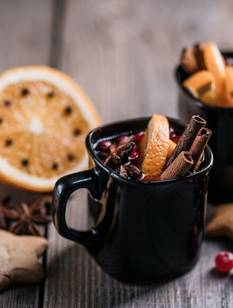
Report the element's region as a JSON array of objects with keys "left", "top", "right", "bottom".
[
  {"left": 141, "top": 114, "right": 170, "bottom": 177},
  {"left": 0, "top": 66, "right": 101, "bottom": 192}
]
